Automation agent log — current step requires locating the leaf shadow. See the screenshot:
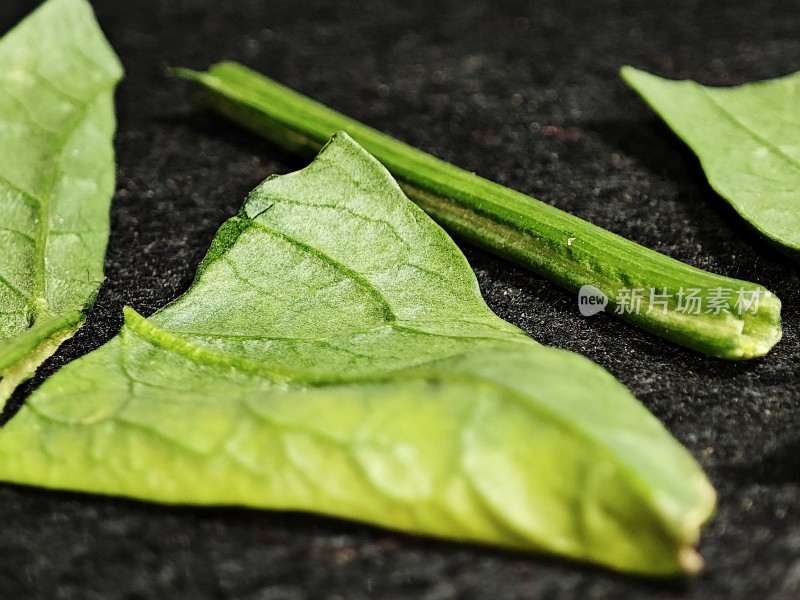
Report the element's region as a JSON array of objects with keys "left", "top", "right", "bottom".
[
  {"left": 155, "top": 105, "right": 308, "bottom": 174},
  {"left": 0, "top": 482, "right": 694, "bottom": 594},
  {"left": 718, "top": 437, "right": 800, "bottom": 485}
]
